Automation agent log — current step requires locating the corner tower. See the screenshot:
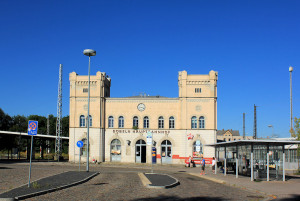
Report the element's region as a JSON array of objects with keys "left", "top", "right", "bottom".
[{"left": 69, "top": 71, "right": 111, "bottom": 163}]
